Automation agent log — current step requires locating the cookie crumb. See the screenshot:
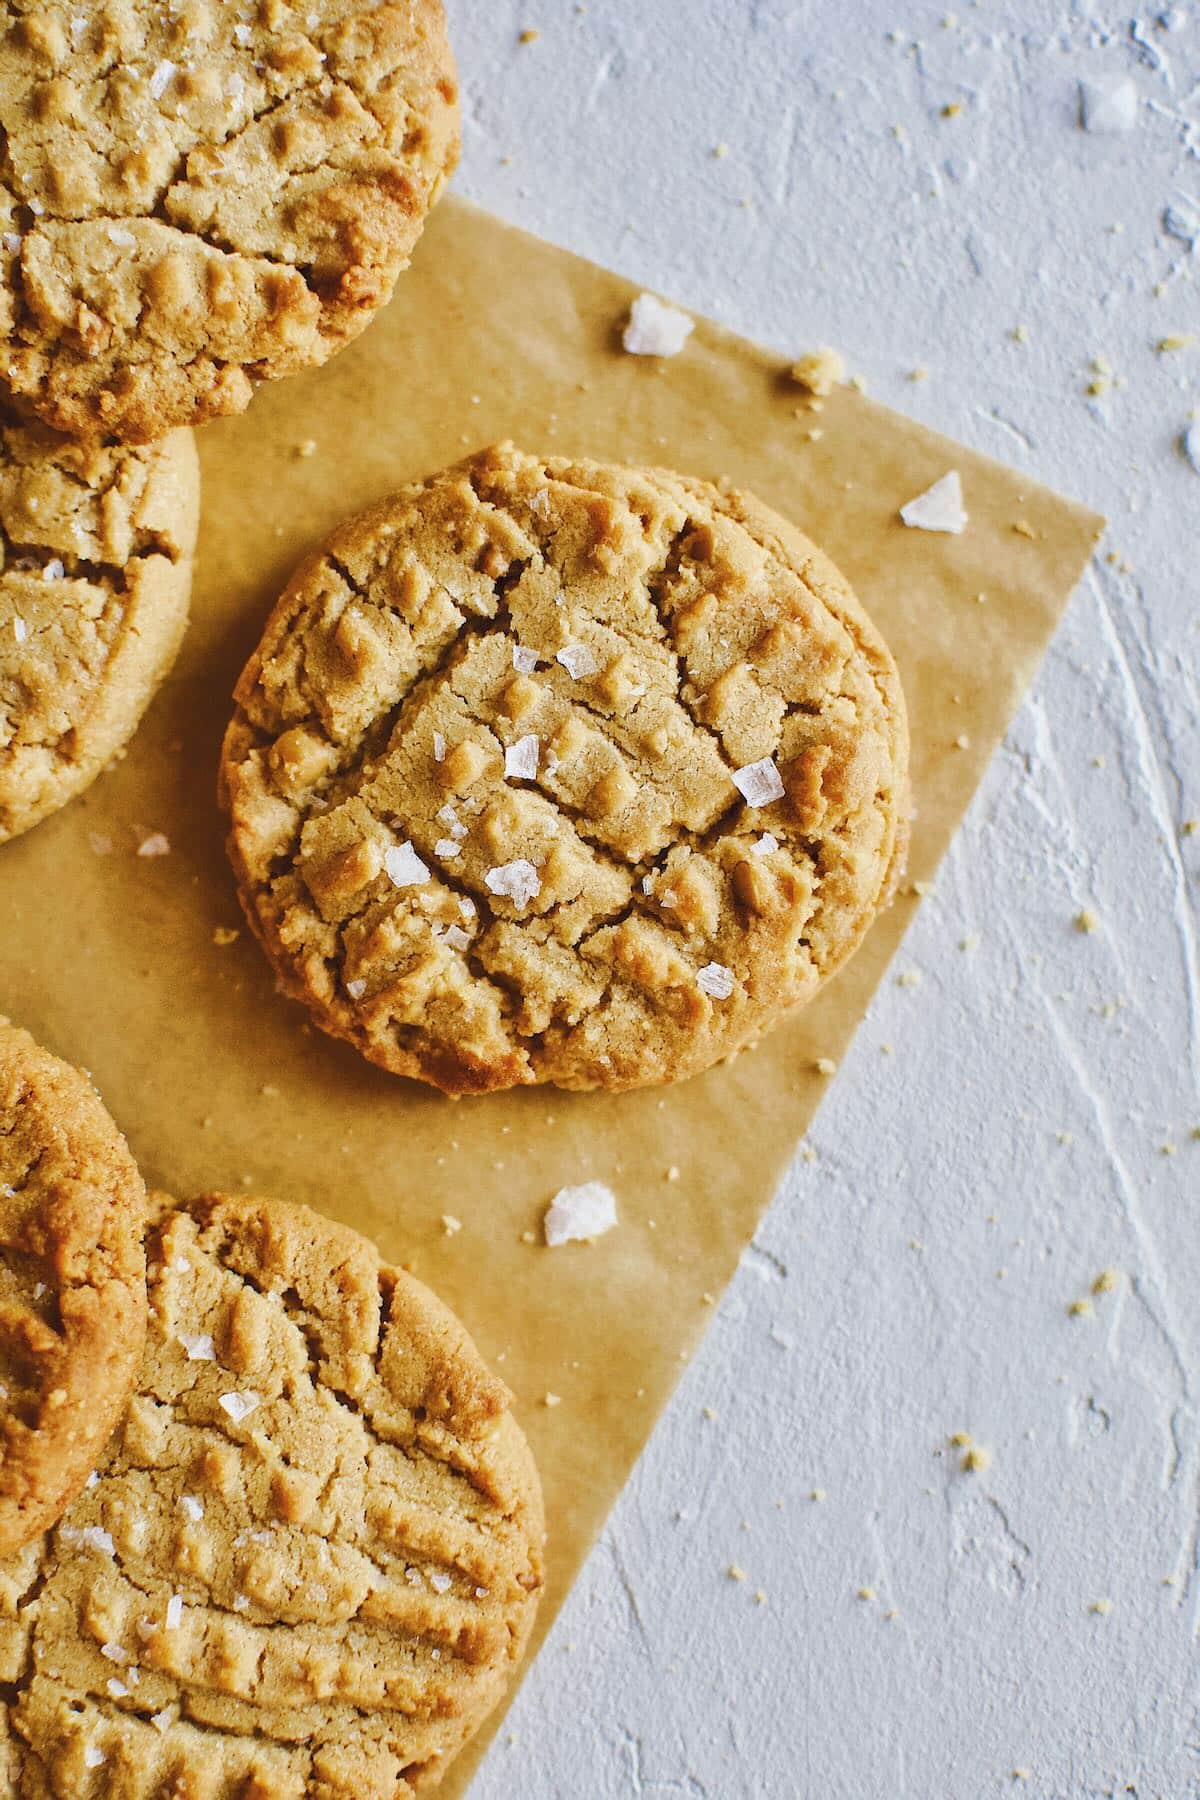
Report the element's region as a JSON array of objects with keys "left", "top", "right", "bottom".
[
  {"left": 727, "top": 1563, "right": 747, "bottom": 1582},
  {"left": 1074, "top": 908, "right": 1100, "bottom": 934},
  {"left": 1157, "top": 333, "right": 1195, "bottom": 354},
  {"left": 811, "top": 1487, "right": 826, "bottom": 1501},
  {"left": 899, "top": 471, "right": 967, "bottom": 533},
  {"left": 1012, "top": 519, "right": 1038, "bottom": 540},
  {"left": 790, "top": 347, "right": 845, "bottom": 397},
  {"left": 543, "top": 1392, "right": 562, "bottom": 1408},
  {"left": 294, "top": 439, "right": 317, "bottom": 459},
  {"left": 543, "top": 1181, "right": 618, "bottom": 1247},
  {"left": 703, "top": 1406, "right": 720, "bottom": 1421},
  {"left": 1067, "top": 1298, "right": 1094, "bottom": 1319},
  {"left": 518, "top": 27, "right": 540, "bottom": 43},
  {"left": 212, "top": 927, "right": 239, "bottom": 947},
  {"left": 1090, "top": 1597, "right": 1112, "bottom": 1615},
  {"left": 814, "top": 1057, "right": 838, "bottom": 1076},
  {"left": 1092, "top": 1268, "right": 1119, "bottom": 1294},
  {"left": 623, "top": 294, "right": 694, "bottom": 357},
  {"left": 962, "top": 1445, "right": 992, "bottom": 1474},
  {"left": 856, "top": 1586, "right": 876, "bottom": 1602}
]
